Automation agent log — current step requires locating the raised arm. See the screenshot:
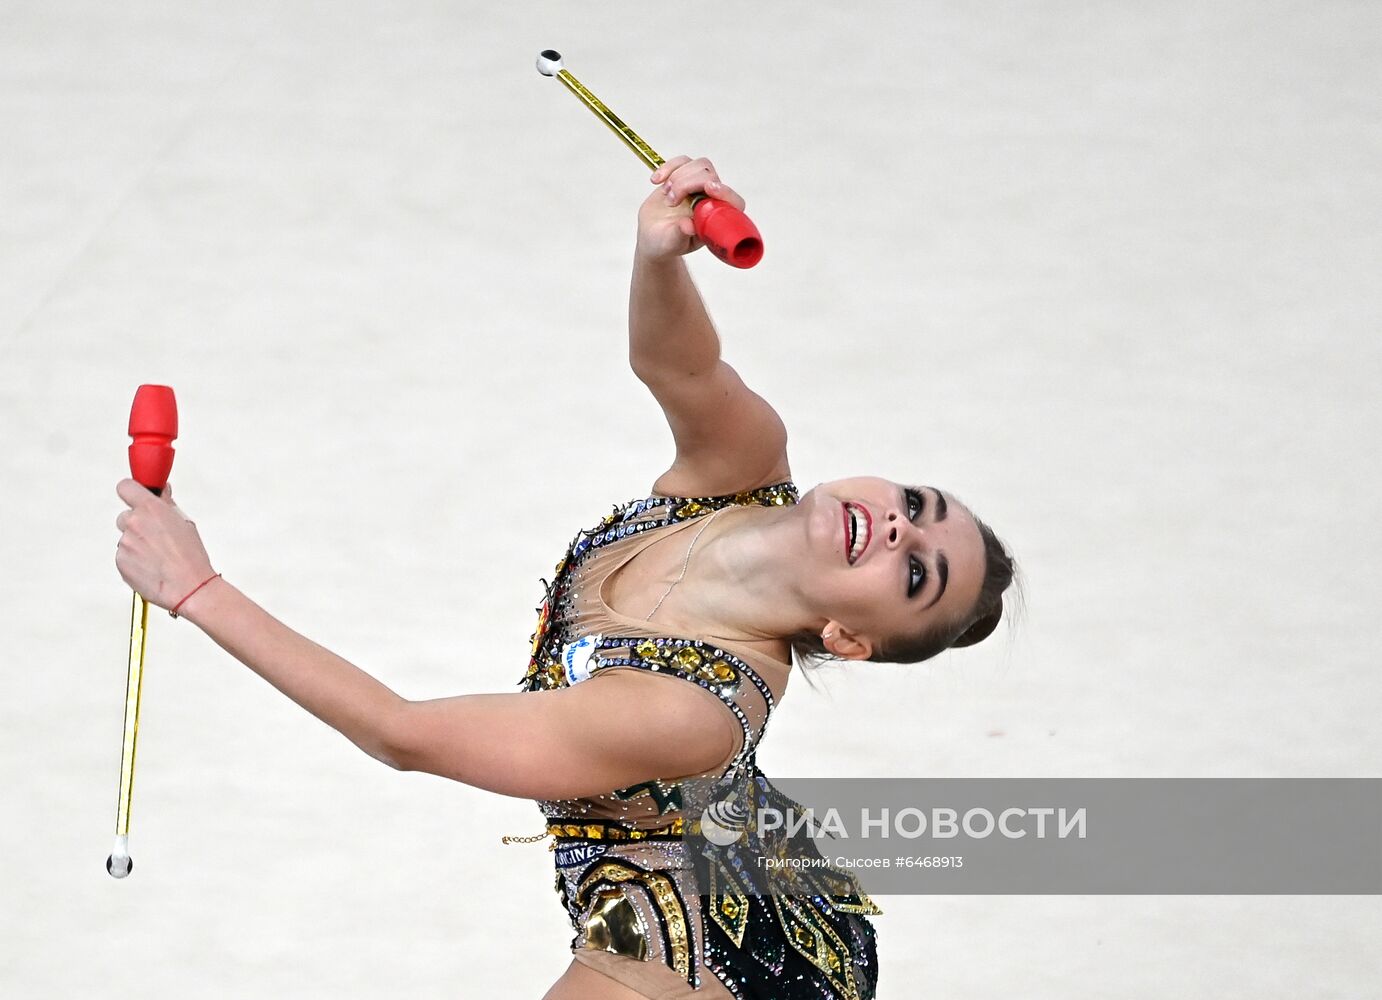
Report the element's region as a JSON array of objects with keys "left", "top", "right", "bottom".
[
  {"left": 113, "top": 480, "right": 736, "bottom": 798},
  {"left": 632, "top": 156, "right": 790, "bottom": 497}
]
